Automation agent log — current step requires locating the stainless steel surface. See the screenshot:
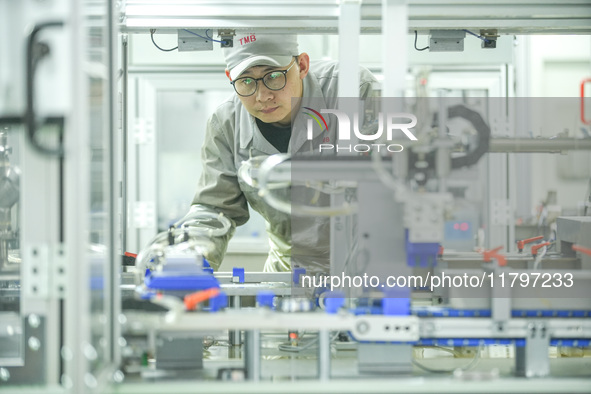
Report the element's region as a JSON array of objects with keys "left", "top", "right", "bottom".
[
  {"left": 122, "top": 0, "right": 591, "bottom": 34},
  {"left": 489, "top": 138, "right": 591, "bottom": 153}
]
